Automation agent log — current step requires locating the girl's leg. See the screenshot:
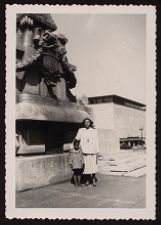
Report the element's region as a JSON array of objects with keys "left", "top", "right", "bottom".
[
  {"left": 73, "top": 175, "right": 78, "bottom": 186},
  {"left": 81, "top": 173, "right": 84, "bottom": 184},
  {"left": 77, "top": 175, "right": 81, "bottom": 186}
]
